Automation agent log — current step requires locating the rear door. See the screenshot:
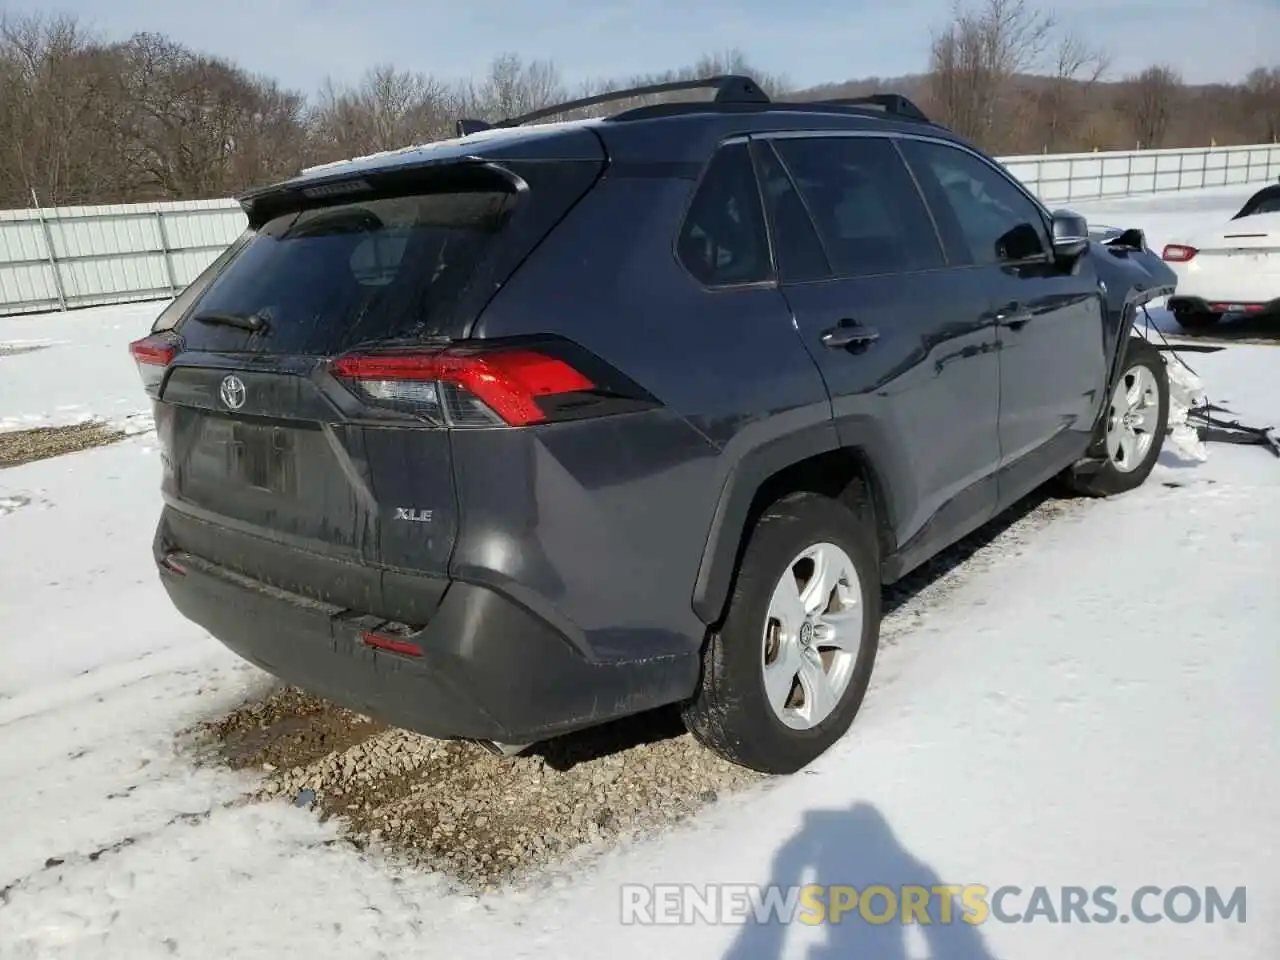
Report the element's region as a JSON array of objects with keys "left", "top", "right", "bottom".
[
  {"left": 897, "top": 137, "right": 1107, "bottom": 500},
  {"left": 753, "top": 133, "right": 1002, "bottom": 558},
  {"left": 149, "top": 158, "right": 602, "bottom": 605}
]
